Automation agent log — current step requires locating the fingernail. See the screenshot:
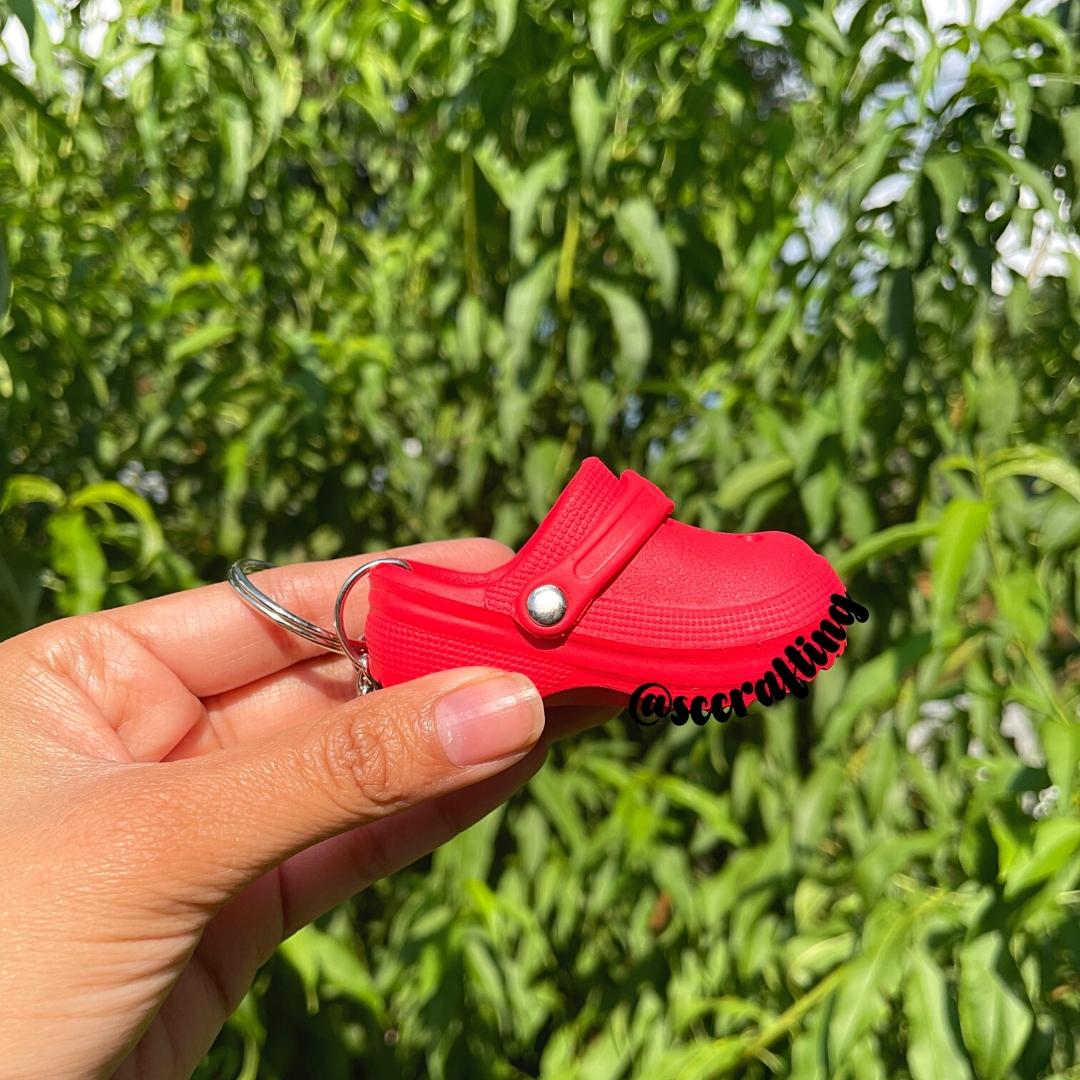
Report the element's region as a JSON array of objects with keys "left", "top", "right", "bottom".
[{"left": 435, "top": 673, "right": 544, "bottom": 767}]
